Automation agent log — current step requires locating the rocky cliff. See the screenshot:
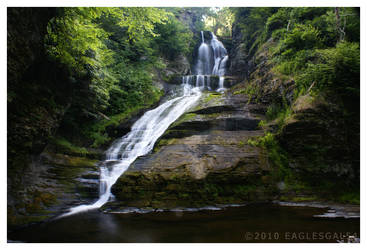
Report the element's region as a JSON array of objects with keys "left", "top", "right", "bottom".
[
  {"left": 106, "top": 18, "right": 359, "bottom": 211},
  {"left": 7, "top": 7, "right": 77, "bottom": 228},
  {"left": 7, "top": 7, "right": 195, "bottom": 229},
  {"left": 105, "top": 91, "right": 277, "bottom": 210},
  {"left": 8, "top": 7, "right": 359, "bottom": 229},
  {"left": 228, "top": 19, "right": 359, "bottom": 202}
]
